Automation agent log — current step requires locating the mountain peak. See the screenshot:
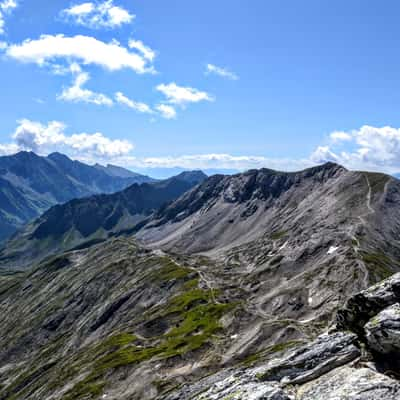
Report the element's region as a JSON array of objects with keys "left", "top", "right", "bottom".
[
  {"left": 47, "top": 152, "right": 72, "bottom": 161},
  {"left": 173, "top": 170, "right": 208, "bottom": 183}
]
